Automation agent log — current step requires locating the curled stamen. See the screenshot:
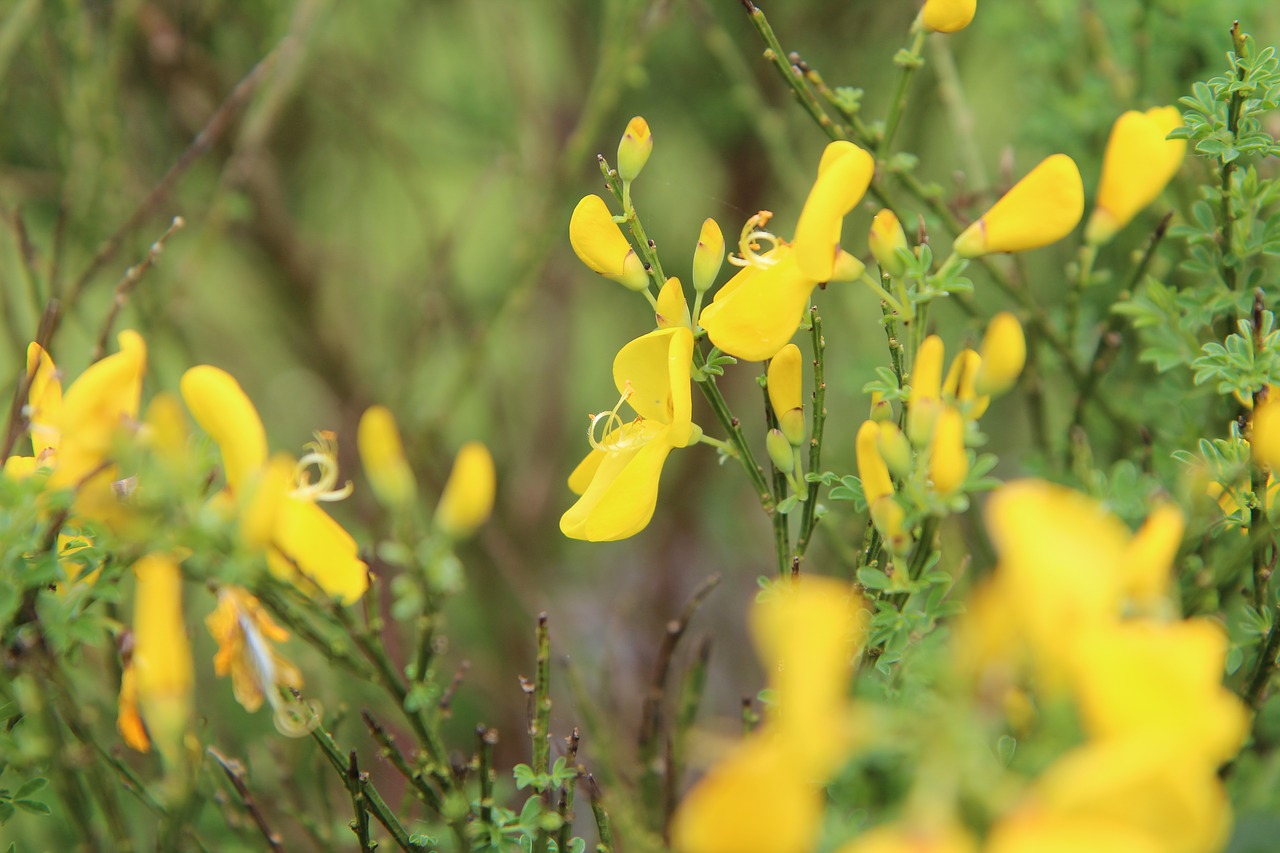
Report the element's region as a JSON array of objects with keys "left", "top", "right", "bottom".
[
  {"left": 727, "top": 210, "right": 781, "bottom": 269},
  {"left": 291, "top": 430, "right": 354, "bottom": 502},
  {"left": 588, "top": 381, "right": 640, "bottom": 452}
]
